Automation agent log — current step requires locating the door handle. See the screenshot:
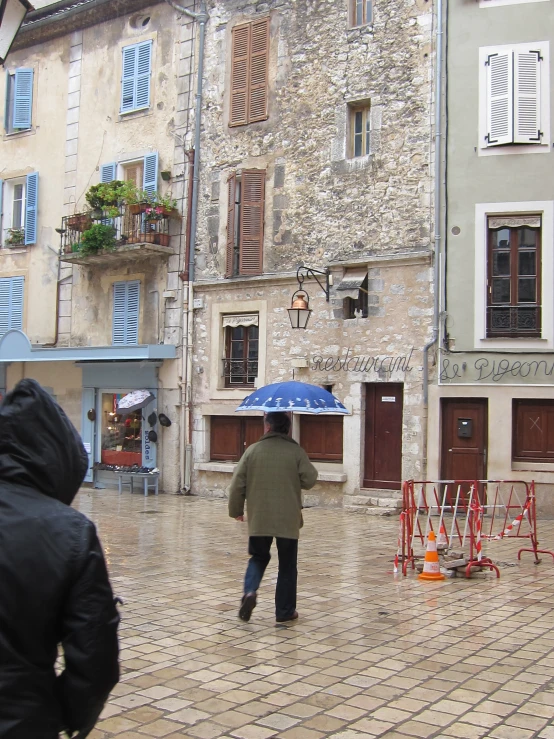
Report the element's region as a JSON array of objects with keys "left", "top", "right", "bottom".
[{"left": 448, "top": 448, "right": 453, "bottom": 452}]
